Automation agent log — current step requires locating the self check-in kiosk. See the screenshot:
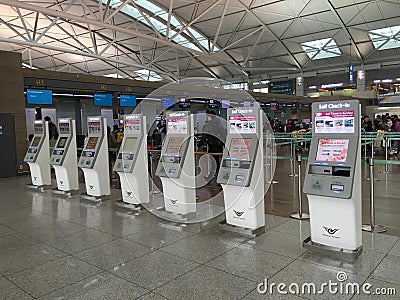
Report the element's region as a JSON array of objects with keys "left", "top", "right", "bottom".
[
  {"left": 303, "top": 100, "right": 362, "bottom": 258},
  {"left": 50, "top": 118, "right": 79, "bottom": 195},
  {"left": 217, "top": 107, "right": 265, "bottom": 236},
  {"left": 24, "top": 120, "right": 51, "bottom": 190},
  {"left": 155, "top": 111, "right": 196, "bottom": 216},
  {"left": 78, "top": 116, "right": 110, "bottom": 201},
  {"left": 114, "top": 114, "right": 149, "bottom": 208}
]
